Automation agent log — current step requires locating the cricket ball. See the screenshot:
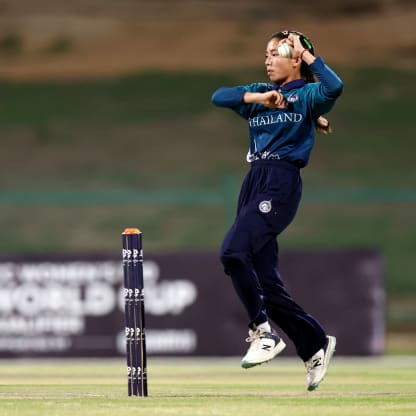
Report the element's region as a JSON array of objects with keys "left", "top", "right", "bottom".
[{"left": 278, "top": 43, "right": 293, "bottom": 58}]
